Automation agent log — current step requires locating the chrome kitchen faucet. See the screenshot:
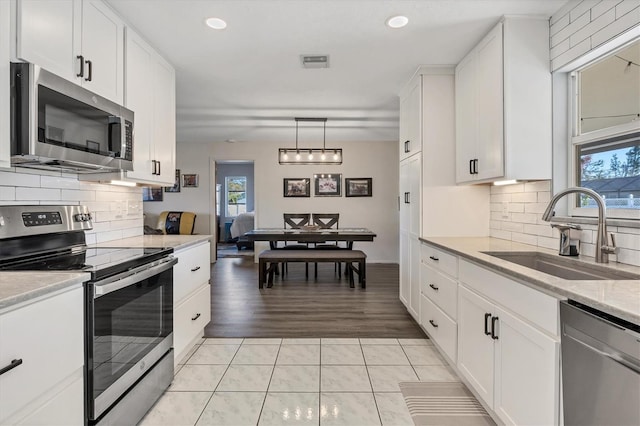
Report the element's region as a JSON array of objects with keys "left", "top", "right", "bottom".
[{"left": 541, "top": 187, "right": 617, "bottom": 263}]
